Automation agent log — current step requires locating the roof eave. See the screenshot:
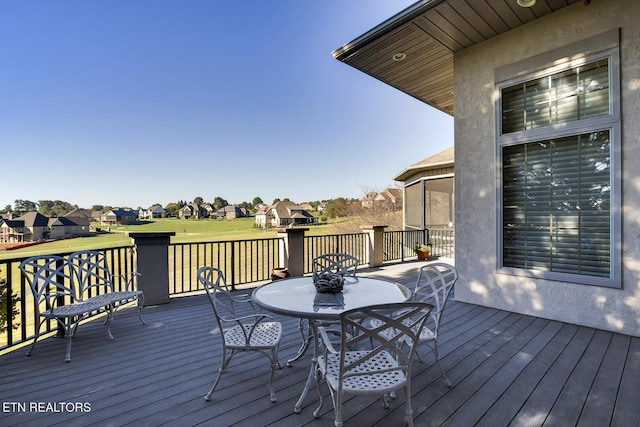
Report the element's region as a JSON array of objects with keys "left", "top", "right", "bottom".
[{"left": 331, "top": 0, "right": 444, "bottom": 61}]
